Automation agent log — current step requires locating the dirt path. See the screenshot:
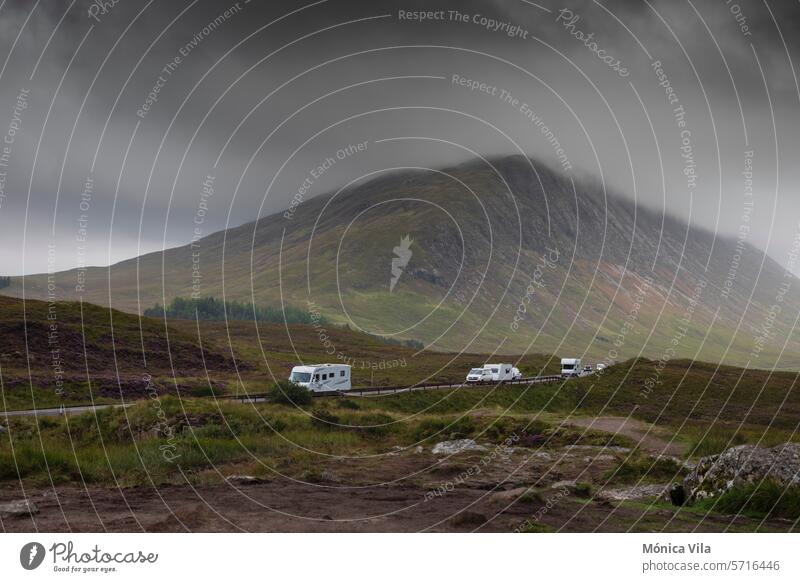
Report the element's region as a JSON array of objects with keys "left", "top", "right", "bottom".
[{"left": 564, "top": 416, "right": 685, "bottom": 457}]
